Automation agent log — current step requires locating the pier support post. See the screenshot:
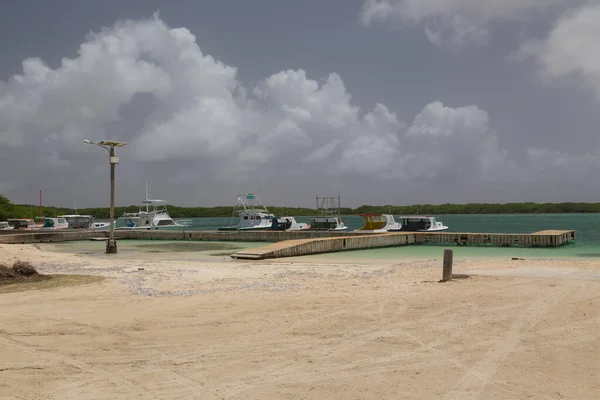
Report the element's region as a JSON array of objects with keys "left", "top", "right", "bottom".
[{"left": 442, "top": 249, "right": 453, "bottom": 282}]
